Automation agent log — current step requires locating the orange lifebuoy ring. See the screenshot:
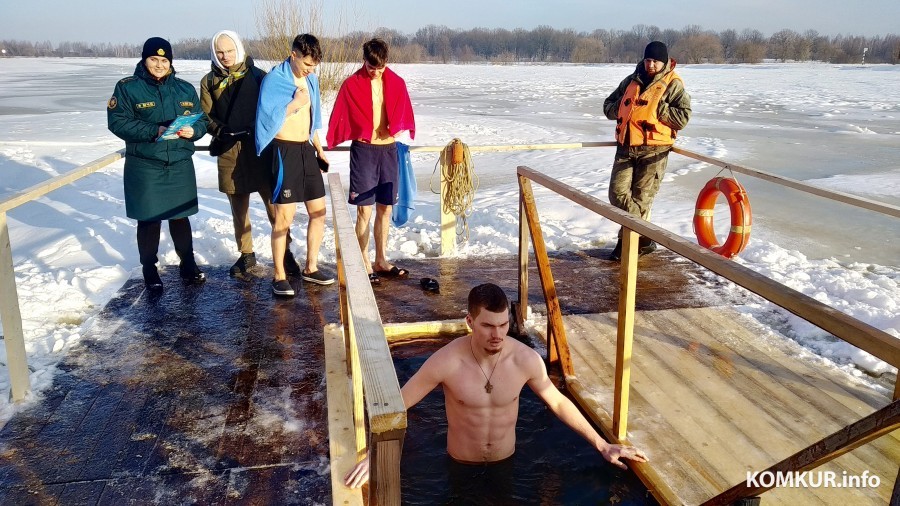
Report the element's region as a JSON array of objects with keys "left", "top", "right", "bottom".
[{"left": 693, "top": 177, "right": 752, "bottom": 258}]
